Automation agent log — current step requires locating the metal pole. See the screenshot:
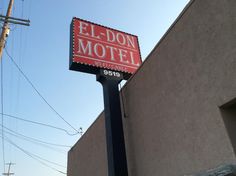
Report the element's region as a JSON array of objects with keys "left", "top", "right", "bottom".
[
  {"left": 0, "top": 0, "right": 14, "bottom": 59},
  {"left": 97, "top": 70, "right": 129, "bottom": 176}
]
